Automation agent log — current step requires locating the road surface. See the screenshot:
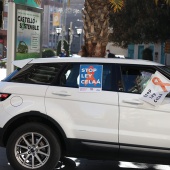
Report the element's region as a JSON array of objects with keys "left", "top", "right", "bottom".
[{"left": 1, "top": 147, "right": 170, "bottom": 170}]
